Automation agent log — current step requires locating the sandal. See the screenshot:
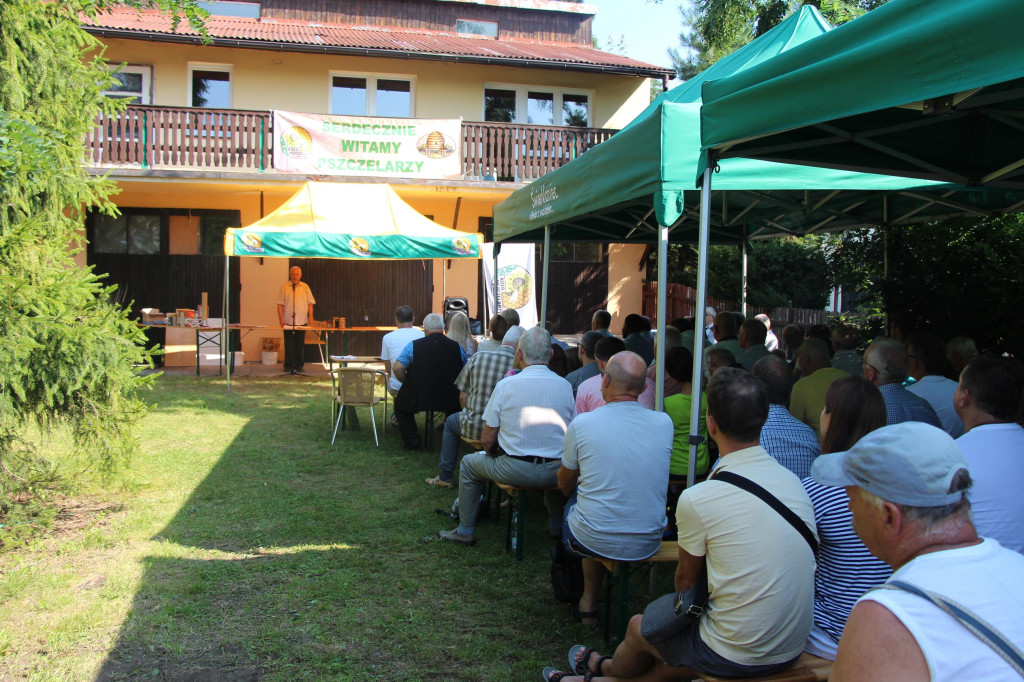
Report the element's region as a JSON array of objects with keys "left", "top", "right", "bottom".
[
  {"left": 540, "top": 668, "right": 567, "bottom": 681},
  {"left": 425, "top": 475, "right": 454, "bottom": 489},
  {"left": 567, "top": 645, "right": 610, "bottom": 678},
  {"left": 571, "top": 604, "right": 599, "bottom": 627}
]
